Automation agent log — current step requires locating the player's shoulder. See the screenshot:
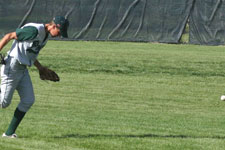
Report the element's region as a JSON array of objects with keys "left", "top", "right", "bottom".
[
  {"left": 16, "top": 23, "right": 46, "bottom": 41},
  {"left": 22, "top": 23, "right": 44, "bottom": 31},
  {"left": 22, "top": 23, "right": 46, "bottom": 39}
]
